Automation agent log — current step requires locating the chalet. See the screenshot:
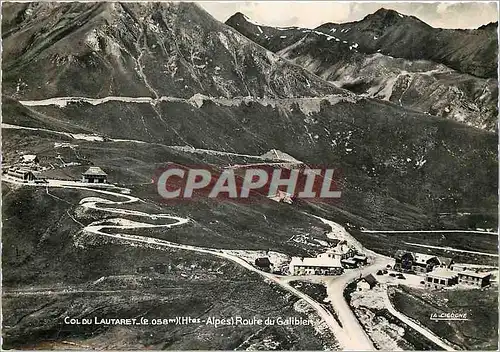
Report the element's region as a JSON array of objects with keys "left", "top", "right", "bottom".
[
  {"left": 260, "top": 149, "right": 302, "bottom": 164},
  {"left": 328, "top": 240, "right": 356, "bottom": 260},
  {"left": 269, "top": 190, "right": 293, "bottom": 204},
  {"left": 425, "top": 269, "right": 458, "bottom": 289},
  {"left": 394, "top": 250, "right": 452, "bottom": 275},
  {"left": 82, "top": 167, "right": 107, "bottom": 183},
  {"left": 357, "top": 274, "right": 378, "bottom": 291},
  {"left": 341, "top": 258, "right": 358, "bottom": 268},
  {"left": 353, "top": 254, "right": 368, "bottom": 265},
  {"left": 341, "top": 254, "right": 367, "bottom": 269},
  {"left": 457, "top": 271, "right": 491, "bottom": 288},
  {"left": 255, "top": 257, "right": 272, "bottom": 271}
]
